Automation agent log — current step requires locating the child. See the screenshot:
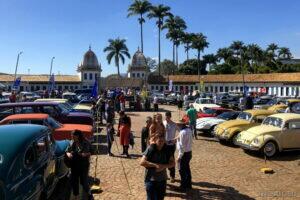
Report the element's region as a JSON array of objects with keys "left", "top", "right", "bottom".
[{"left": 106, "top": 123, "right": 115, "bottom": 156}]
